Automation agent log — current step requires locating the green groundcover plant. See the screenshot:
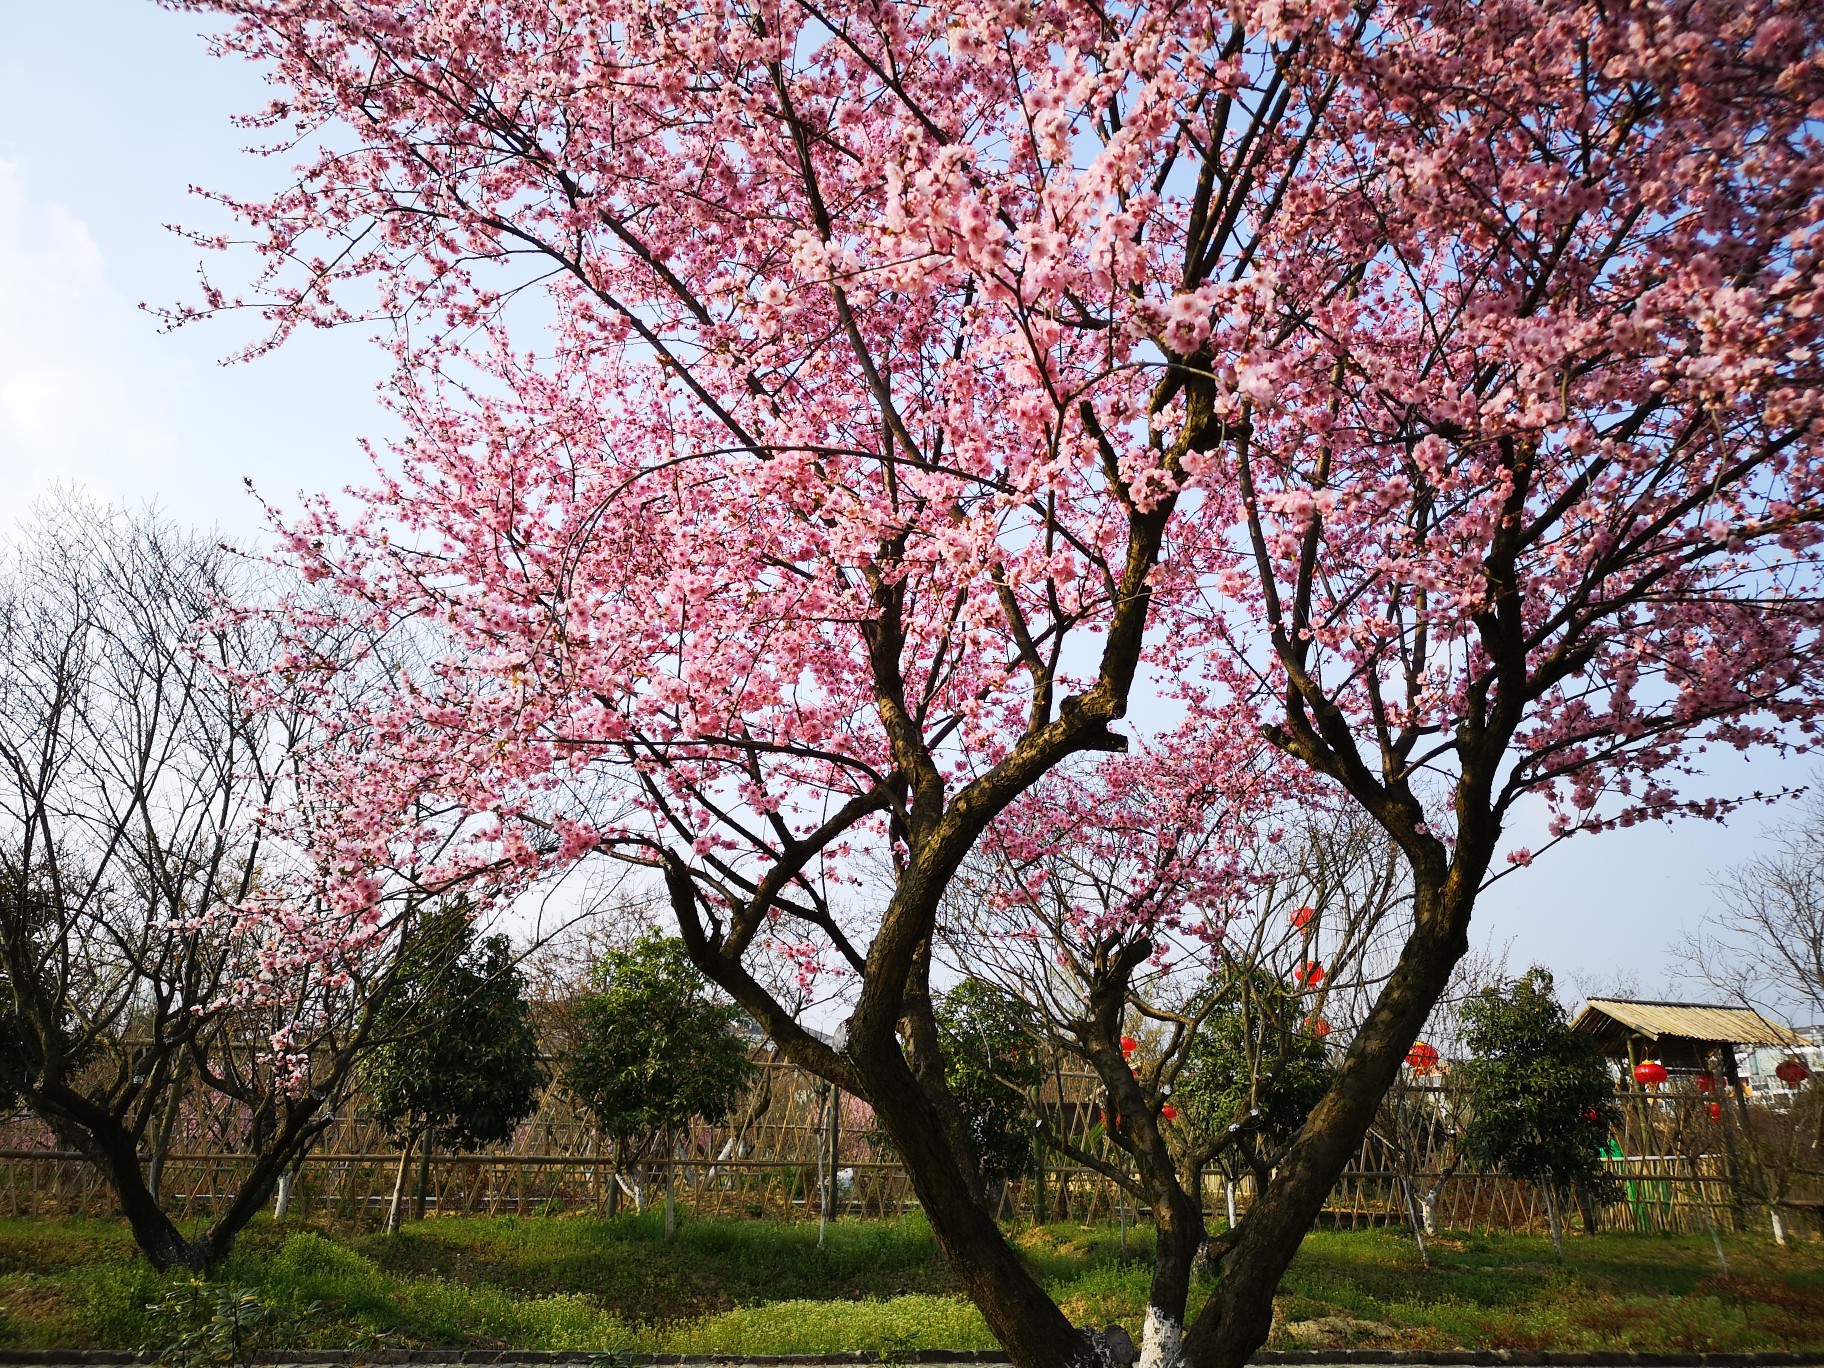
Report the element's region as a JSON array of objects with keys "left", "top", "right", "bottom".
[{"left": 3, "top": 1215, "right": 1822, "bottom": 1357}]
